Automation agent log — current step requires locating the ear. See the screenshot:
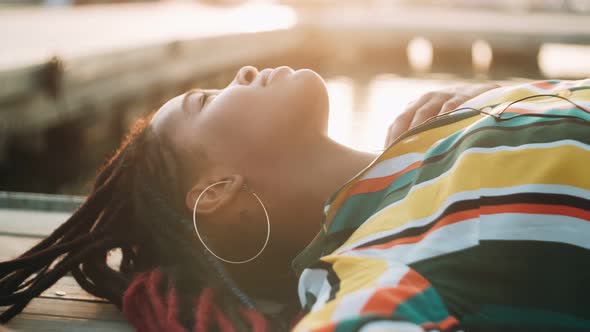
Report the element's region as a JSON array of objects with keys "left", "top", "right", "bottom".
[{"left": 185, "top": 174, "right": 245, "bottom": 216}]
